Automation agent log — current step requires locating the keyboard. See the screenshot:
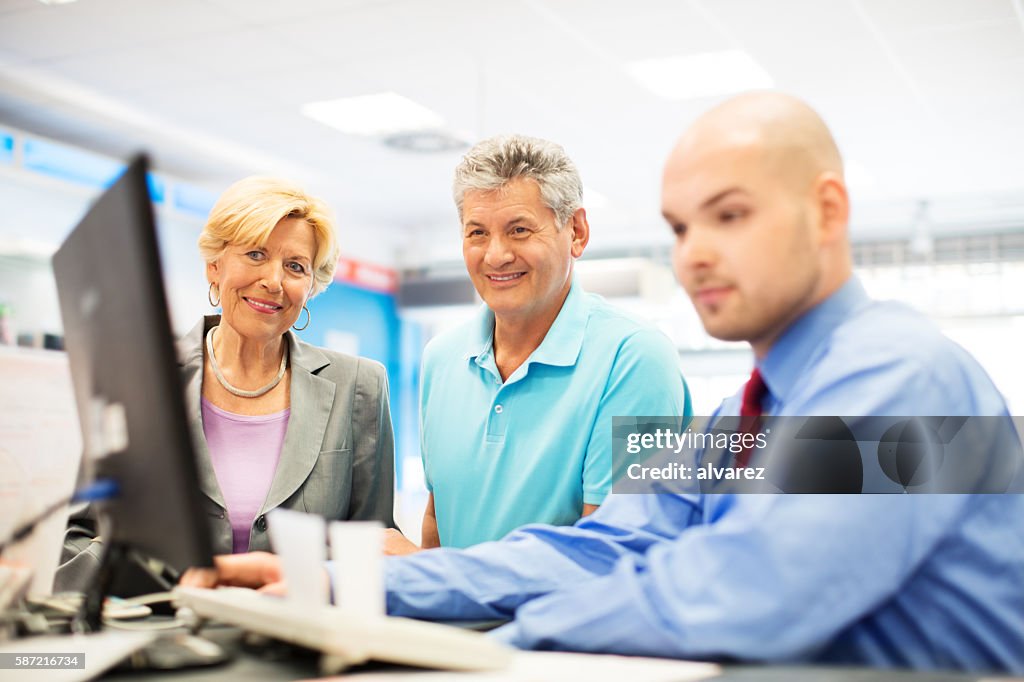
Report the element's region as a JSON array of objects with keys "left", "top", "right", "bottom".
[{"left": 172, "top": 586, "right": 512, "bottom": 672}]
